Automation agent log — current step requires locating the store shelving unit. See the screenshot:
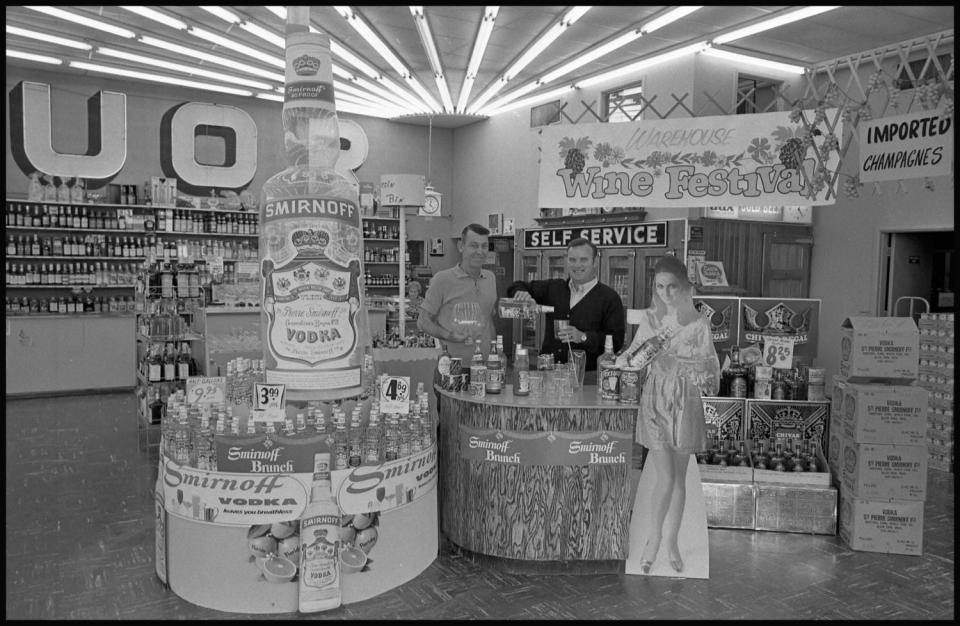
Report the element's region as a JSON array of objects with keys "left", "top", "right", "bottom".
[
  {"left": 362, "top": 215, "right": 408, "bottom": 293},
  {"left": 5, "top": 198, "right": 150, "bottom": 315},
  {"left": 135, "top": 259, "right": 208, "bottom": 450}
]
